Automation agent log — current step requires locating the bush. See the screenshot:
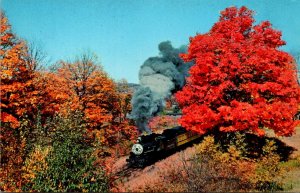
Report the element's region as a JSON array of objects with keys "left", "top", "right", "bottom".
[
  {"left": 133, "top": 135, "right": 288, "bottom": 192},
  {"left": 181, "top": 136, "right": 253, "bottom": 192},
  {"left": 133, "top": 136, "right": 253, "bottom": 192},
  {"left": 30, "top": 111, "right": 109, "bottom": 192},
  {"left": 251, "top": 140, "right": 286, "bottom": 191},
  {"left": 22, "top": 145, "right": 51, "bottom": 191}
]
